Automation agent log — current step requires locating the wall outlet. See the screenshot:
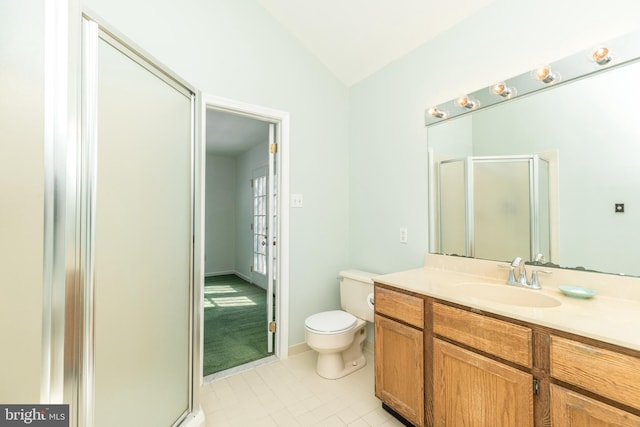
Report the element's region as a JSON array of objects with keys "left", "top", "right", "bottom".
[
  {"left": 399, "top": 227, "right": 408, "bottom": 244},
  {"left": 291, "top": 194, "right": 304, "bottom": 208}
]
